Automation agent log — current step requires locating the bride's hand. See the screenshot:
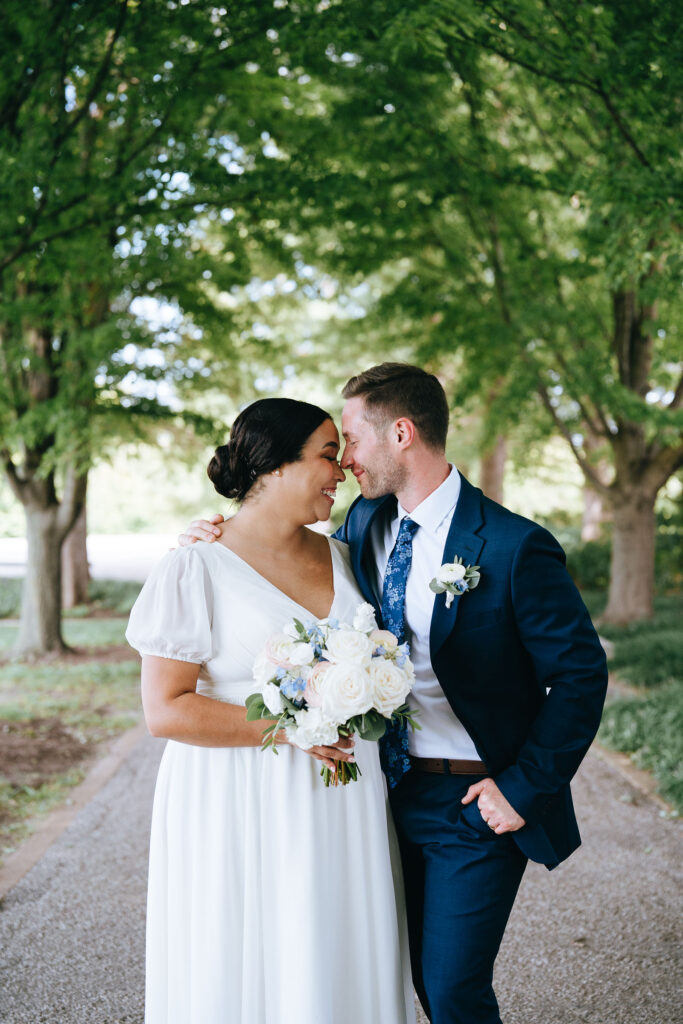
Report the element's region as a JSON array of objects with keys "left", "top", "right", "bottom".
[
  {"left": 285, "top": 735, "right": 355, "bottom": 773},
  {"left": 178, "top": 514, "right": 225, "bottom": 547}
]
